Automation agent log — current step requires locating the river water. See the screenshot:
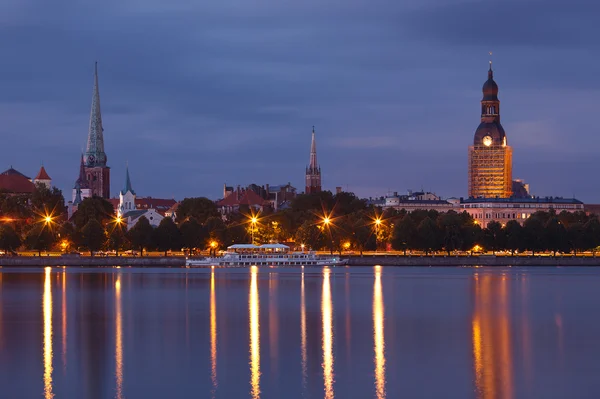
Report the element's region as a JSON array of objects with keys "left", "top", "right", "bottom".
[{"left": 0, "top": 266, "right": 599, "bottom": 399}]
